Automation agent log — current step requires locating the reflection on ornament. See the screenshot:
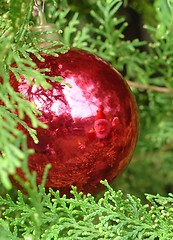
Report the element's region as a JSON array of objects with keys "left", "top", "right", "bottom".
[
  {"left": 11, "top": 48, "right": 138, "bottom": 195},
  {"left": 94, "top": 105, "right": 112, "bottom": 140}
]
